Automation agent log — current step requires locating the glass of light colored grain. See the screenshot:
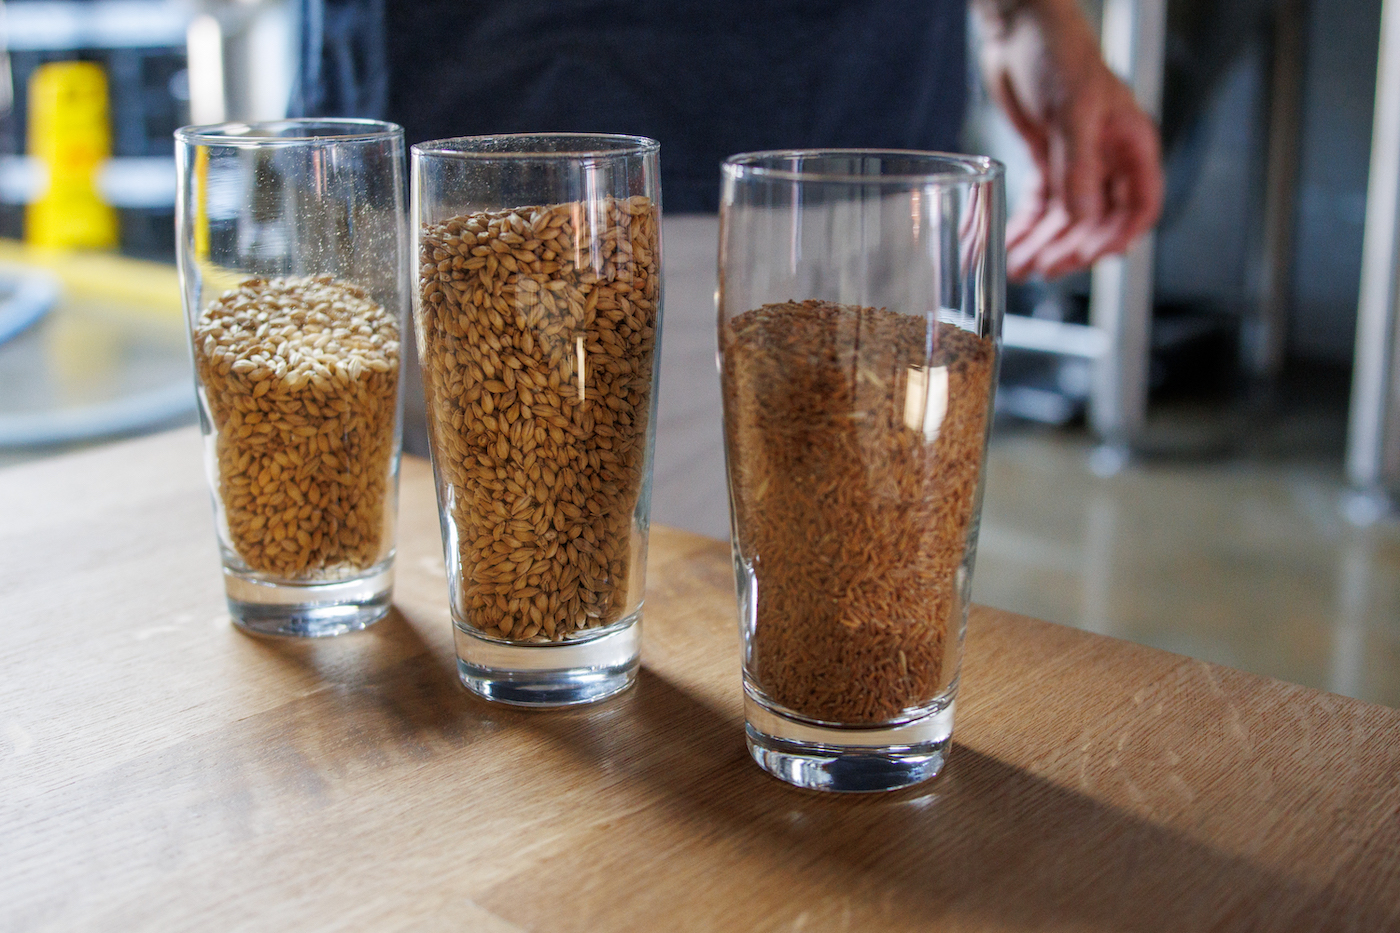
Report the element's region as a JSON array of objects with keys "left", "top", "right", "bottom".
[
  {"left": 718, "top": 150, "right": 1004, "bottom": 791},
  {"left": 412, "top": 134, "right": 662, "bottom": 706},
  {"left": 175, "top": 120, "right": 408, "bottom": 637}
]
